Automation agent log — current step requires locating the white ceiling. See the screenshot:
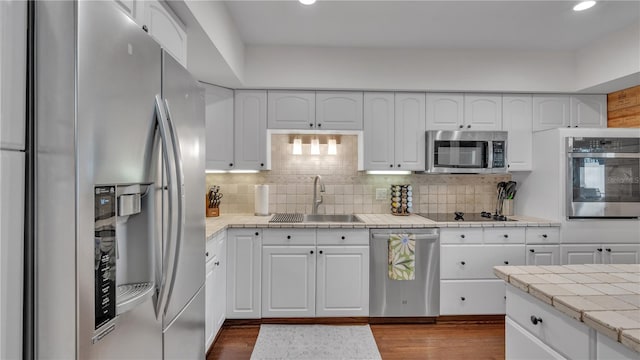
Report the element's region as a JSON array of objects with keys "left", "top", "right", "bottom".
[{"left": 224, "top": 0, "right": 640, "bottom": 51}]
